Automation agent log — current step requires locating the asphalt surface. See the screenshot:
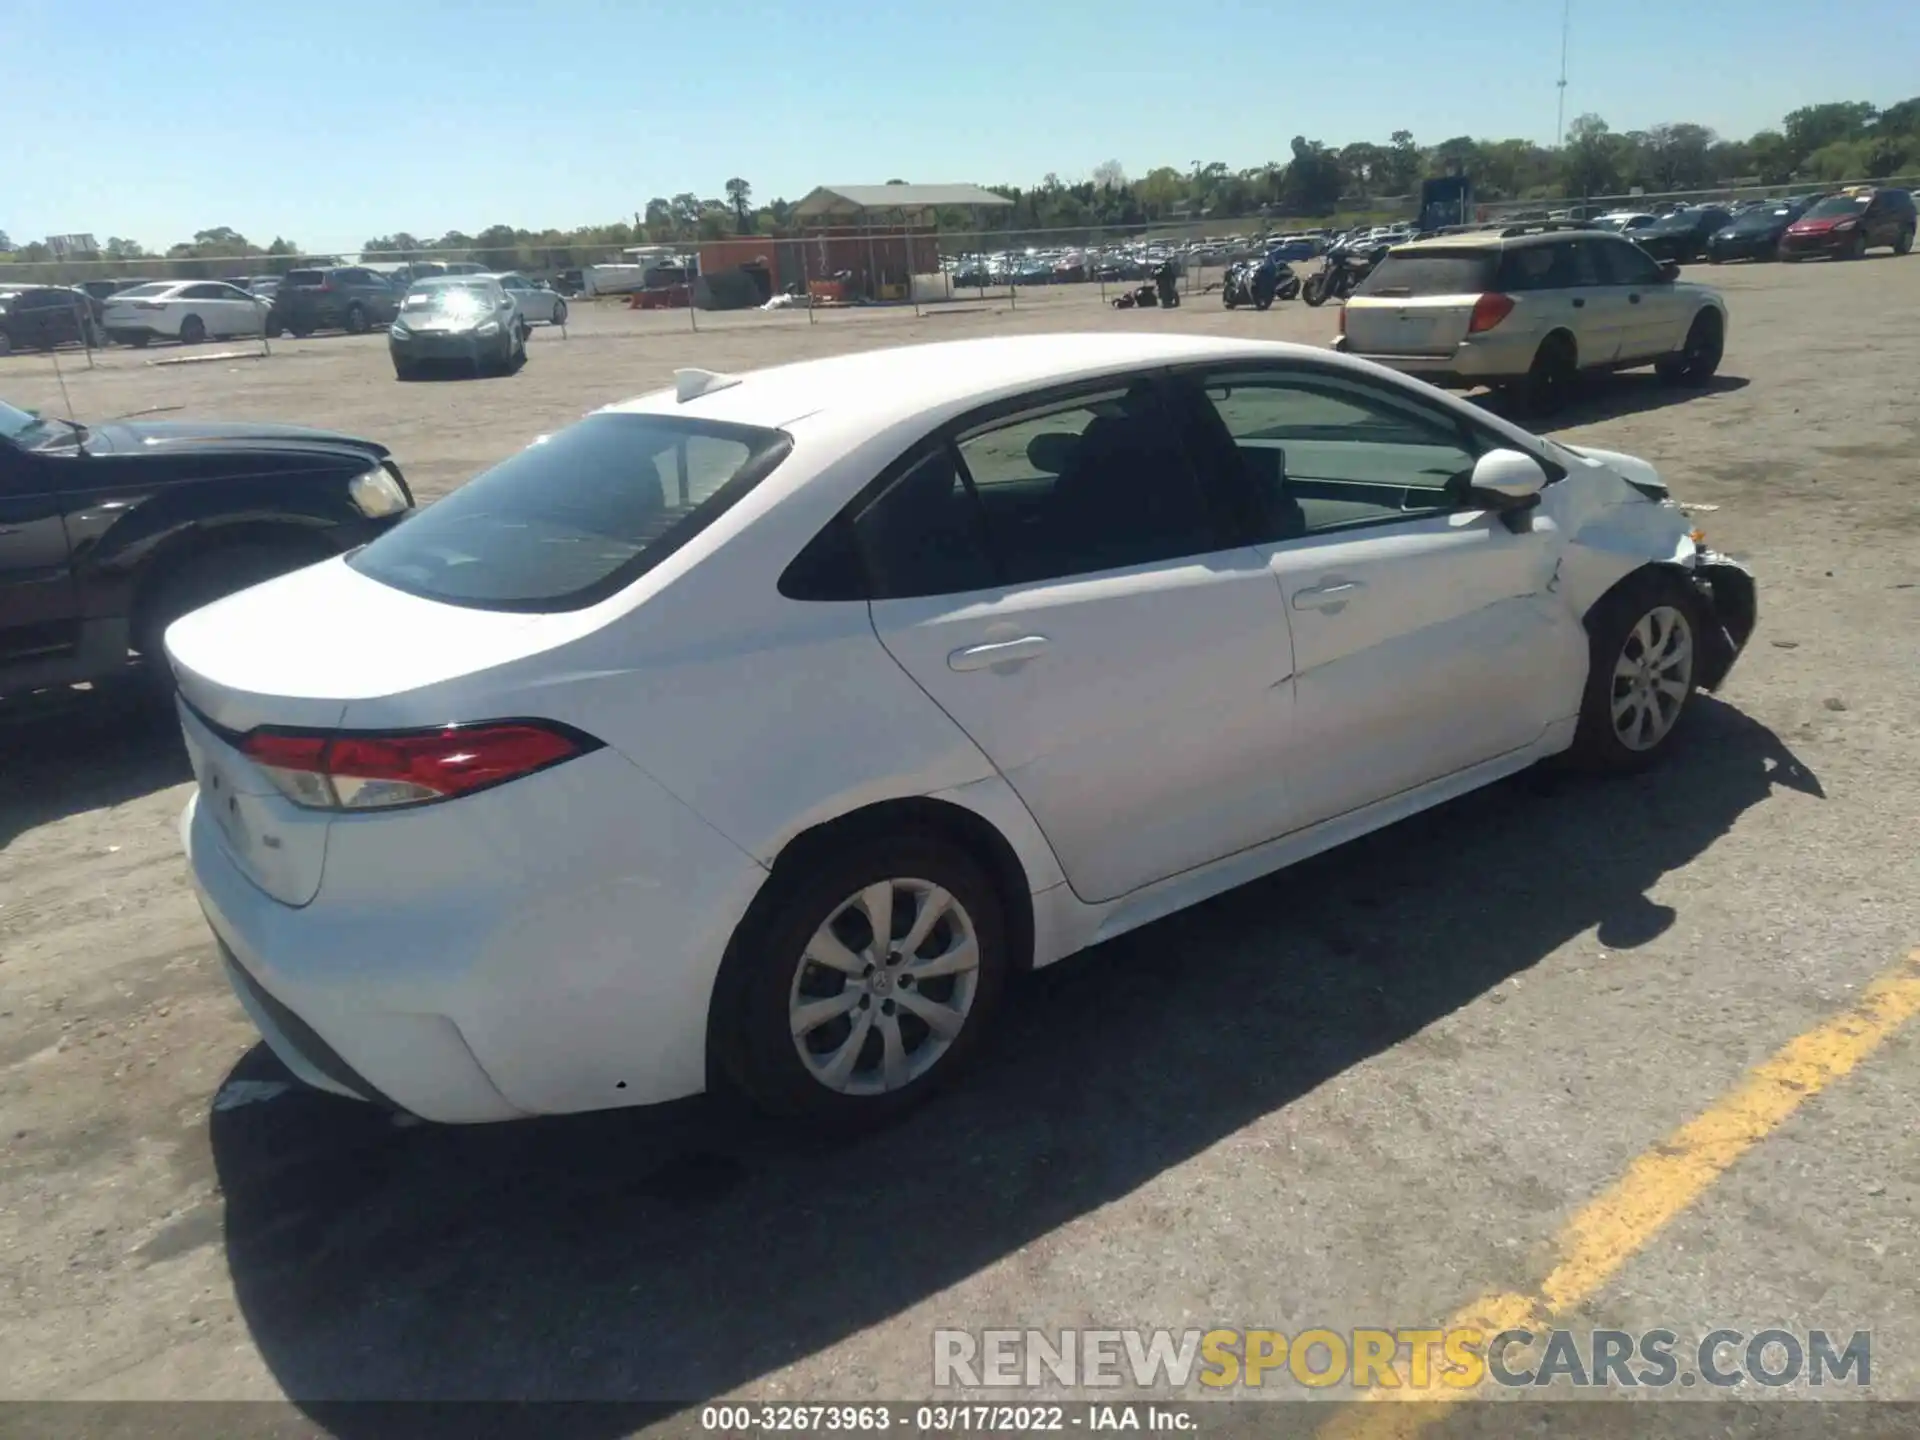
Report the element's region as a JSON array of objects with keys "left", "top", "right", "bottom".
[{"left": 2, "top": 256, "right": 1918, "bottom": 1433}]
